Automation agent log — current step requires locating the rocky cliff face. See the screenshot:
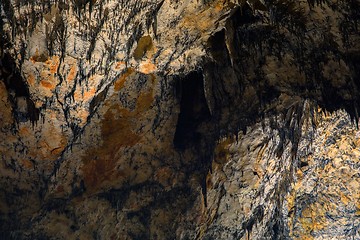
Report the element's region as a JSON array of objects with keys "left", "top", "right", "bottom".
[{"left": 0, "top": 0, "right": 360, "bottom": 239}]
